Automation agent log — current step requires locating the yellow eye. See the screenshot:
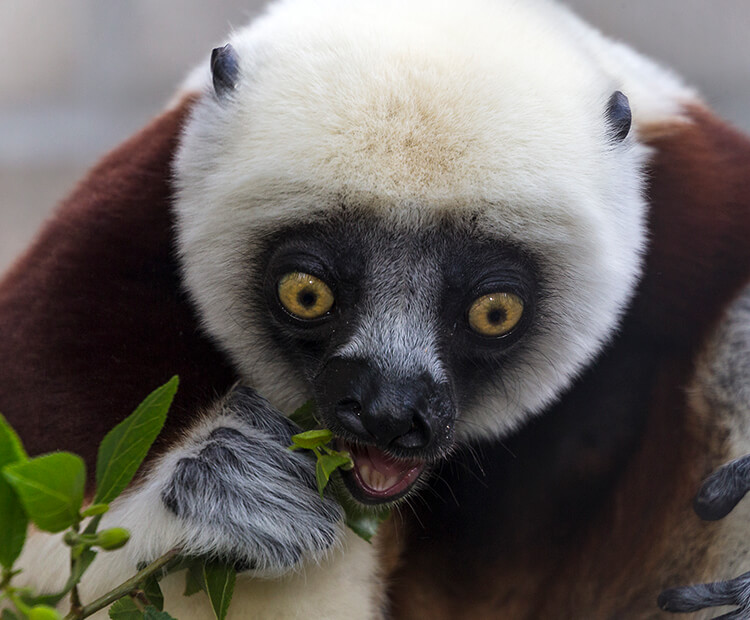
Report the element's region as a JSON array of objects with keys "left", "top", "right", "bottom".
[
  {"left": 467, "top": 292, "right": 524, "bottom": 337},
  {"left": 277, "top": 272, "right": 334, "bottom": 320}
]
